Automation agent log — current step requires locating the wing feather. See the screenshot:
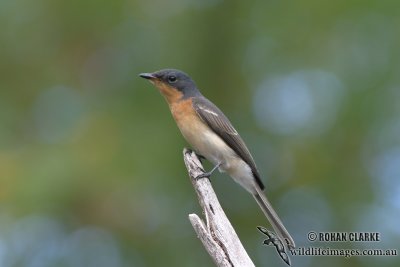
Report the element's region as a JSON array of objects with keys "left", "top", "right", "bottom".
[{"left": 193, "top": 97, "right": 264, "bottom": 190}]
